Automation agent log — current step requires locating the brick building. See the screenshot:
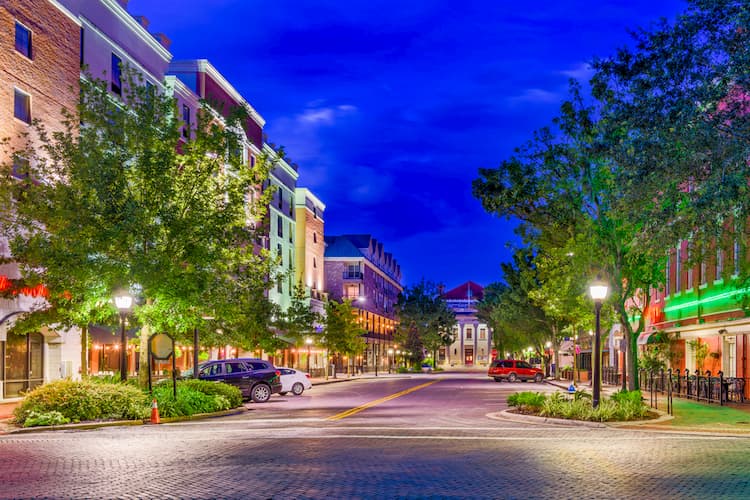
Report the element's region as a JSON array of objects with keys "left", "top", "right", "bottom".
[
  {"left": 324, "top": 234, "right": 402, "bottom": 373},
  {"left": 0, "top": 0, "right": 80, "bottom": 399}
]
